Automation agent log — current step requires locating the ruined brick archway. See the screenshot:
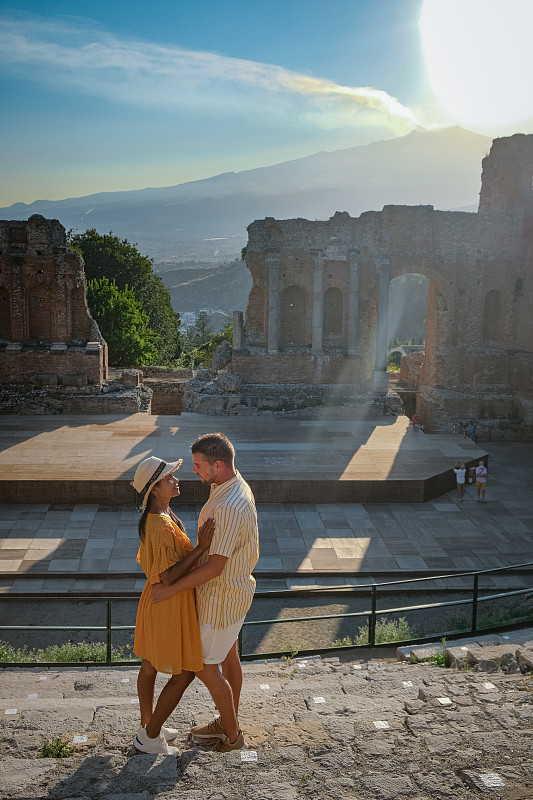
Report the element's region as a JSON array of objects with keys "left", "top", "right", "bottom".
[
  {"left": 27, "top": 284, "right": 54, "bottom": 343},
  {"left": 0, "top": 287, "right": 10, "bottom": 340},
  {"left": 323, "top": 286, "right": 344, "bottom": 345},
  {"left": 0, "top": 215, "right": 107, "bottom": 387},
  {"left": 236, "top": 134, "right": 533, "bottom": 438},
  {"left": 281, "top": 285, "right": 307, "bottom": 347}
]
